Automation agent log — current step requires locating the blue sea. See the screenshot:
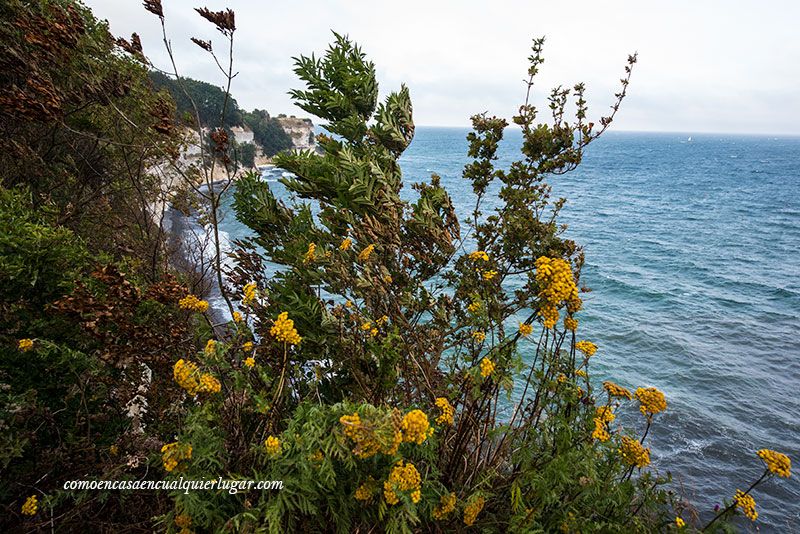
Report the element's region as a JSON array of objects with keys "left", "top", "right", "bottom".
[{"left": 215, "top": 128, "right": 800, "bottom": 530}]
